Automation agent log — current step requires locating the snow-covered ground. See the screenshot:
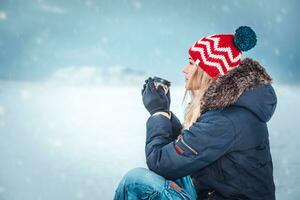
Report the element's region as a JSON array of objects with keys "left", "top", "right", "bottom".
[{"left": 0, "top": 81, "right": 299, "bottom": 200}]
